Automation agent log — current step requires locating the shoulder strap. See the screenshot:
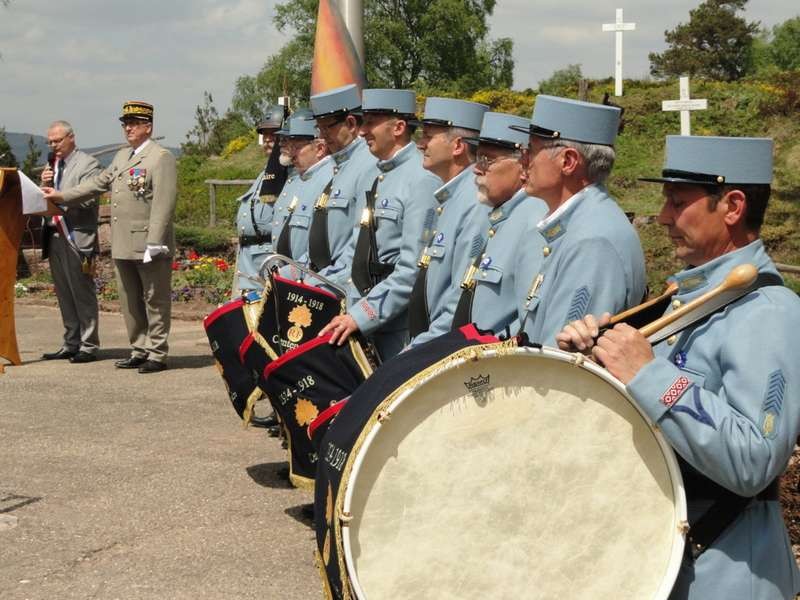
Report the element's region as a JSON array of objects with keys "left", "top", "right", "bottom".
[
  {"left": 351, "top": 177, "right": 382, "bottom": 295},
  {"left": 307, "top": 179, "right": 334, "bottom": 271},
  {"left": 648, "top": 272, "right": 784, "bottom": 344},
  {"left": 451, "top": 237, "right": 490, "bottom": 330}
]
